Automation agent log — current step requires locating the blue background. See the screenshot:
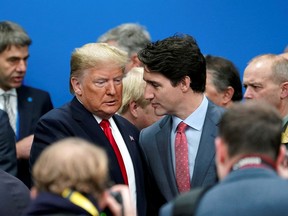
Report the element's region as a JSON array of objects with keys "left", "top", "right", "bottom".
[{"left": 1, "top": 0, "right": 287, "bottom": 107}]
